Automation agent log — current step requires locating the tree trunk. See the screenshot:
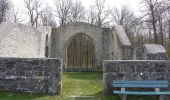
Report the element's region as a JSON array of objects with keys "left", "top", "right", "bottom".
[
  {"left": 158, "top": 16, "right": 164, "bottom": 46},
  {"left": 150, "top": 3, "right": 158, "bottom": 44},
  {"left": 169, "top": 20, "right": 170, "bottom": 39}
]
